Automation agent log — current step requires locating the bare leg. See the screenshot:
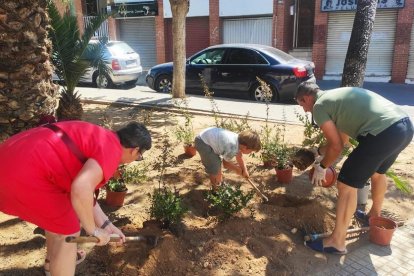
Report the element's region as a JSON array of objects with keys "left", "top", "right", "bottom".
[
  {"left": 45, "top": 230, "right": 79, "bottom": 276},
  {"left": 323, "top": 182, "right": 357, "bottom": 251},
  {"left": 209, "top": 169, "right": 222, "bottom": 190},
  {"left": 368, "top": 172, "right": 387, "bottom": 217}
]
